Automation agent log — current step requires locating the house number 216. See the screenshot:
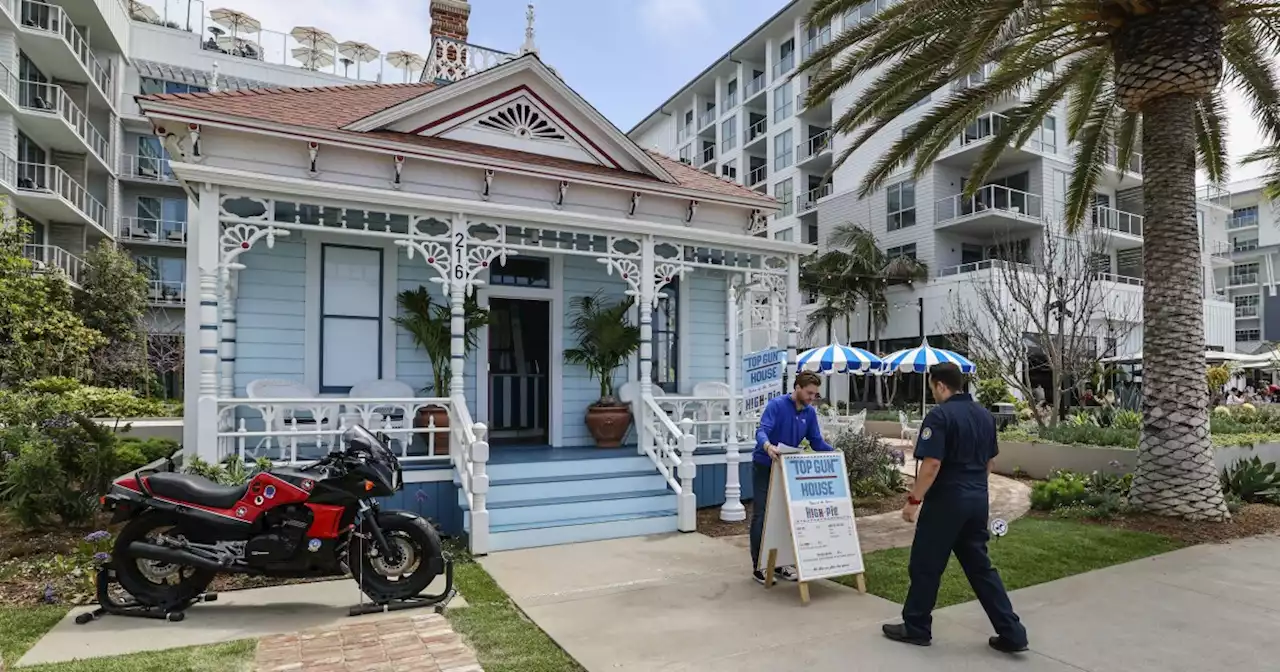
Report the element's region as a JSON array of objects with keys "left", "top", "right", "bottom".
[{"left": 452, "top": 232, "right": 465, "bottom": 281}]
